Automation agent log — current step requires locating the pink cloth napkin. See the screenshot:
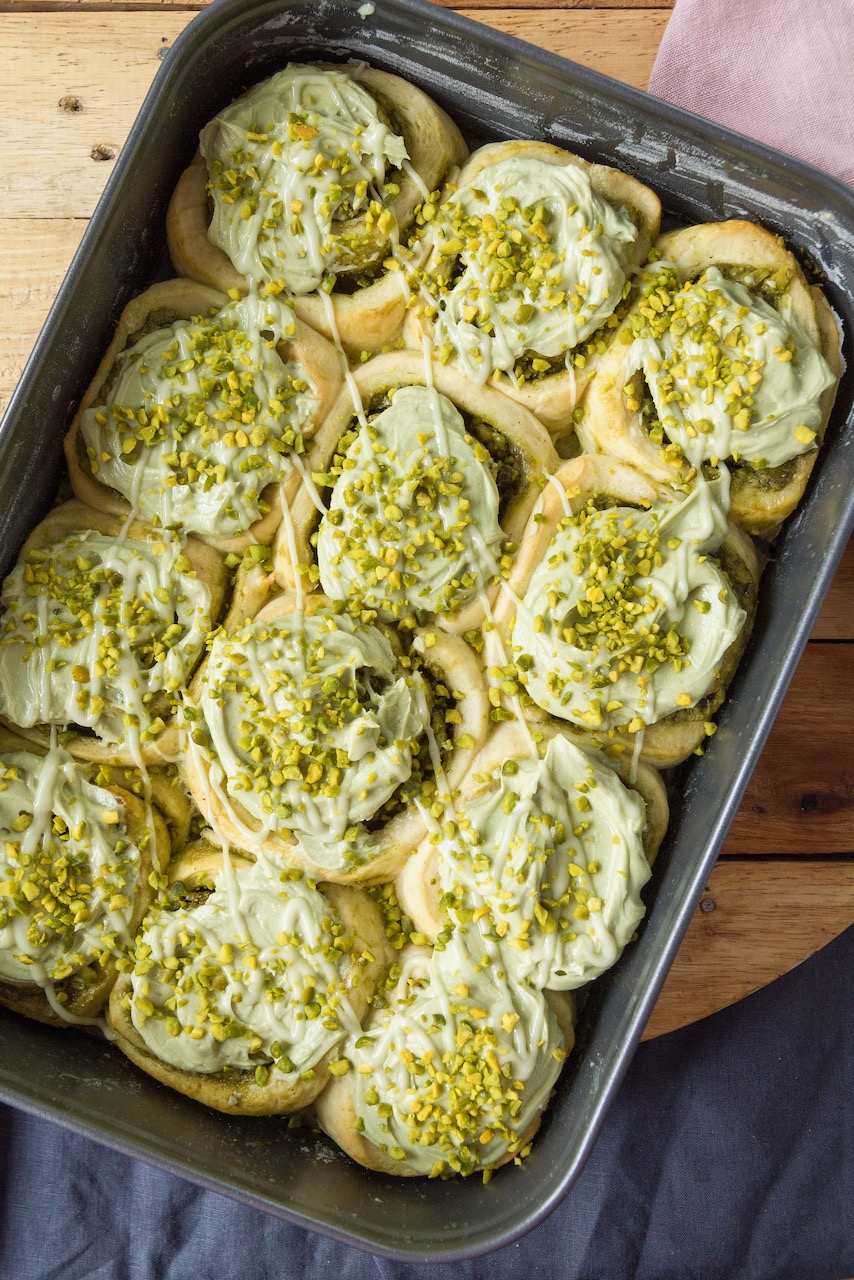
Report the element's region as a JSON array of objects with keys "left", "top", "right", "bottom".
[{"left": 649, "top": 0, "right": 854, "bottom": 187}]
